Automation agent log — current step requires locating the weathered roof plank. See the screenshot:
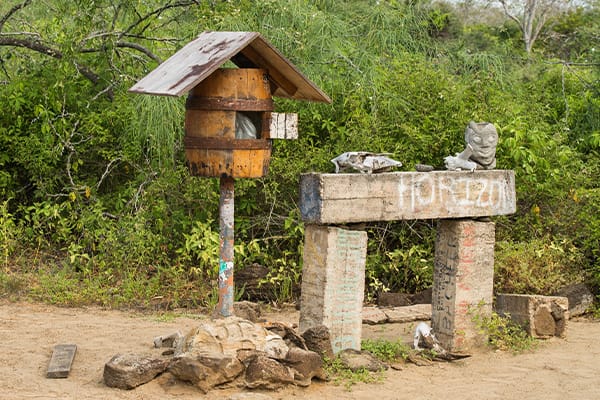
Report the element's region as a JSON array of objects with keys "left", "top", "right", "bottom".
[
  {"left": 239, "top": 44, "right": 298, "bottom": 97},
  {"left": 130, "top": 32, "right": 258, "bottom": 97},
  {"left": 129, "top": 31, "right": 331, "bottom": 103}
]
